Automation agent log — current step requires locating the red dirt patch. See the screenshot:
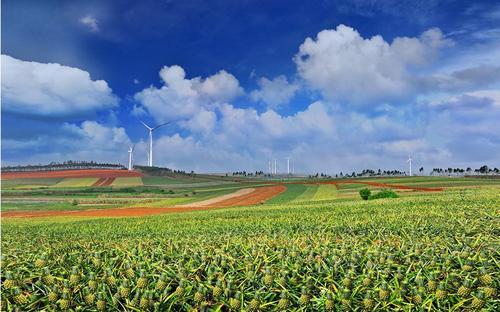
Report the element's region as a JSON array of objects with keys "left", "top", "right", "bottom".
[
  {"left": 91, "top": 178, "right": 106, "bottom": 187},
  {"left": 91, "top": 177, "right": 116, "bottom": 187},
  {"left": 2, "top": 169, "right": 143, "bottom": 180},
  {"left": 0, "top": 185, "right": 286, "bottom": 218}
]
